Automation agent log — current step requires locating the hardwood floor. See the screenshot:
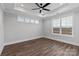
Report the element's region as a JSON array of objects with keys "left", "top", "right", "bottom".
[{"left": 1, "top": 38, "right": 79, "bottom": 56}]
